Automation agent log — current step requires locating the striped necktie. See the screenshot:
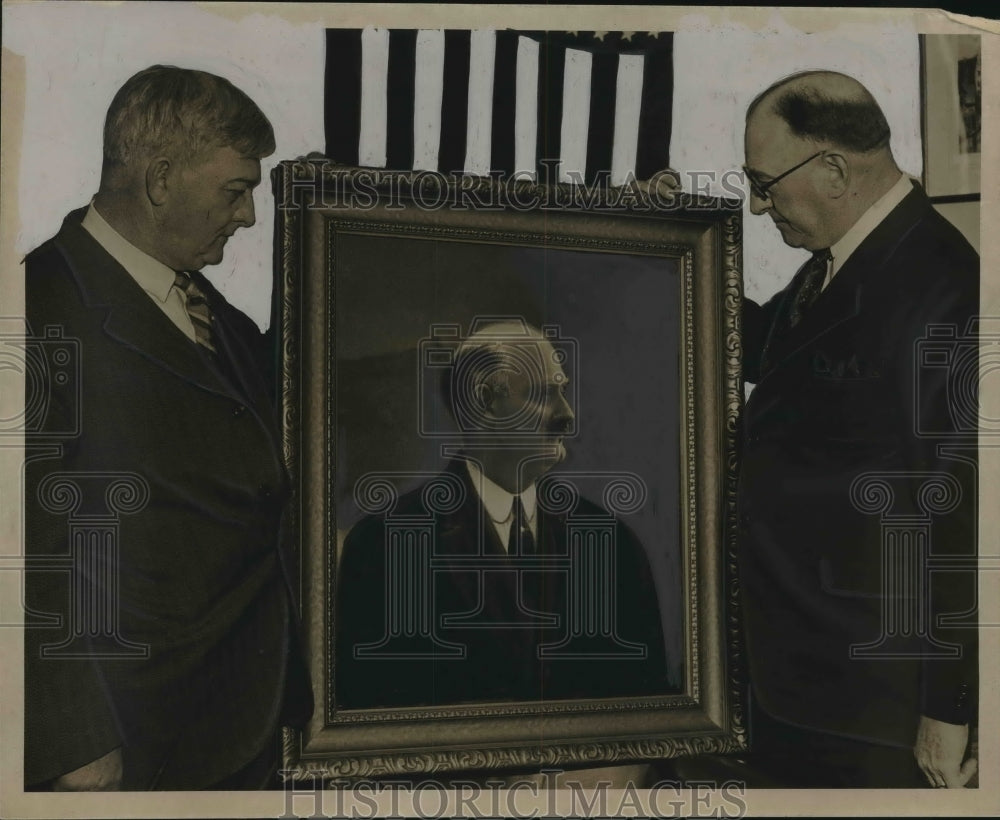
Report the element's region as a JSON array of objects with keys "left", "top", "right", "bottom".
[{"left": 174, "top": 272, "right": 216, "bottom": 353}]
